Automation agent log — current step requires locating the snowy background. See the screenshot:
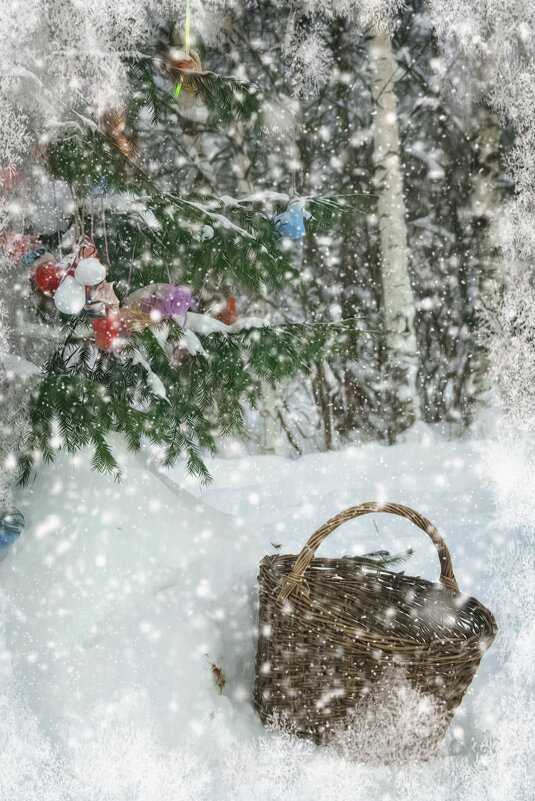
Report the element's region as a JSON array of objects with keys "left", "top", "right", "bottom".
[{"left": 1, "top": 426, "right": 533, "bottom": 799}]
